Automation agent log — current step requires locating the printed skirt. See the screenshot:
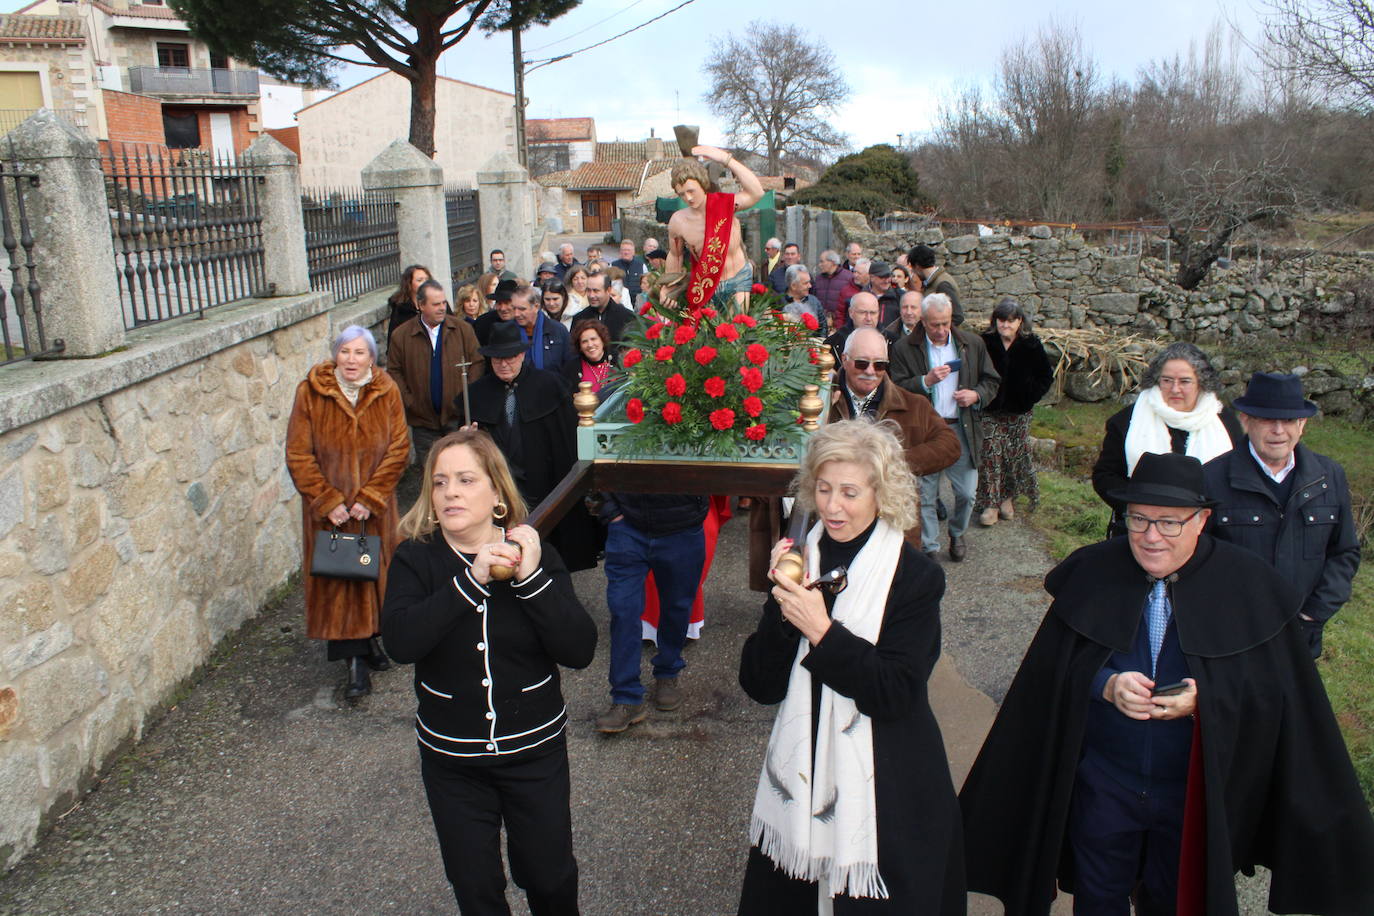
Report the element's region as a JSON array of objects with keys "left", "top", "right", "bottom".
[{"left": 975, "top": 412, "right": 1038, "bottom": 512}]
